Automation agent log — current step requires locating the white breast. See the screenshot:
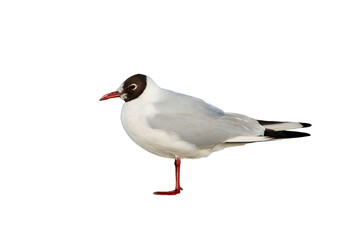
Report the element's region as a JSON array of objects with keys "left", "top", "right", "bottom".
[{"left": 120, "top": 81, "right": 213, "bottom": 159}]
